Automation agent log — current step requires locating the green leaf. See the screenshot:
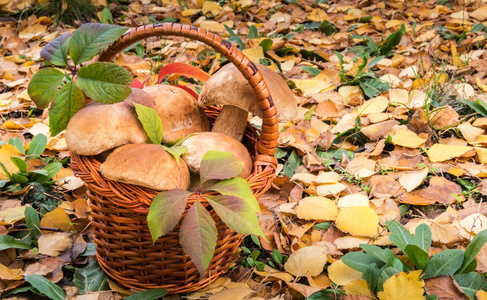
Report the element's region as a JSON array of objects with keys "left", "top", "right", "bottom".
[
  {"left": 69, "top": 23, "right": 127, "bottom": 65},
  {"left": 31, "top": 162, "right": 62, "bottom": 184},
  {"left": 360, "top": 244, "right": 392, "bottom": 265},
  {"left": 49, "top": 82, "right": 86, "bottom": 136},
  {"left": 380, "top": 24, "right": 405, "bottom": 57},
  {"left": 458, "top": 229, "right": 487, "bottom": 274},
  {"left": 272, "top": 249, "right": 283, "bottom": 264},
  {"left": 40, "top": 32, "right": 71, "bottom": 66},
  {"left": 200, "top": 150, "right": 244, "bottom": 183},
  {"left": 11, "top": 173, "right": 28, "bottom": 184},
  {"left": 25, "top": 274, "right": 66, "bottom": 300},
  {"left": 224, "top": 25, "right": 245, "bottom": 48},
  {"left": 100, "top": 7, "right": 113, "bottom": 24},
  {"left": 76, "top": 62, "right": 132, "bottom": 104},
  {"left": 386, "top": 220, "right": 414, "bottom": 252},
  {"left": 453, "top": 272, "right": 487, "bottom": 300},
  {"left": 259, "top": 39, "right": 273, "bottom": 53},
  {"left": 425, "top": 295, "right": 439, "bottom": 300},
  {"left": 0, "top": 162, "right": 12, "bottom": 181},
  {"left": 179, "top": 201, "right": 218, "bottom": 276},
  {"left": 377, "top": 267, "right": 400, "bottom": 292},
  {"left": 208, "top": 177, "right": 259, "bottom": 213},
  {"left": 147, "top": 189, "right": 191, "bottom": 242},
  {"left": 301, "top": 66, "right": 321, "bottom": 76},
  {"left": 132, "top": 102, "right": 163, "bottom": 145},
  {"left": 404, "top": 244, "right": 430, "bottom": 270},
  {"left": 461, "top": 99, "right": 487, "bottom": 117},
  {"left": 359, "top": 77, "right": 391, "bottom": 98},
  {"left": 341, "top": 252, "right": 385, "bottom": 273},
  {"left": 413, "top": 223, "right": 432, "bottom": 252},
  {"left": 27, "top": 68, "right": 65, "bottom": 109},
  {"left": 319, "top": 19, "right": 336, "bottom": 36},
  {"left": 207, "top": 195, "right": 264, "bottom": 237},
  {"left": 25, "top": 206, "right": 41, "bottom": 240},
  {"left": 10, "top": 157, "right": 27, "bottom": 174},
  {"left": 248, "top": 25, "right": 258, "bottom": 38},
  {"left": 124, "top": 289, "right": 168, "bottom": 300},
  {"left": 27, "top": 134, "right": 48, "bottom": 157},
  {"left": 73, "top": 260, "right": 109, "bottom": 294},
  {"left": 161, "top": 145, "right": 188, "bottom": 164},
  {"left": 8, "top": 137, "right": 25, "bottom": 154},
  {"left": 362, "top": 263, "right": 381, "bottom": 292},
  {"left": 283, "top": 149, "right": 302, "bottom": 177},
  {"left": 423, "top": 249, "right": 464, "bottom": 278},
  {"left": 0, "top": 234, "right": 31, "bottom": 250},
  {"left": 312, "top": 222, "right": 331, "bottom": 230}
]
